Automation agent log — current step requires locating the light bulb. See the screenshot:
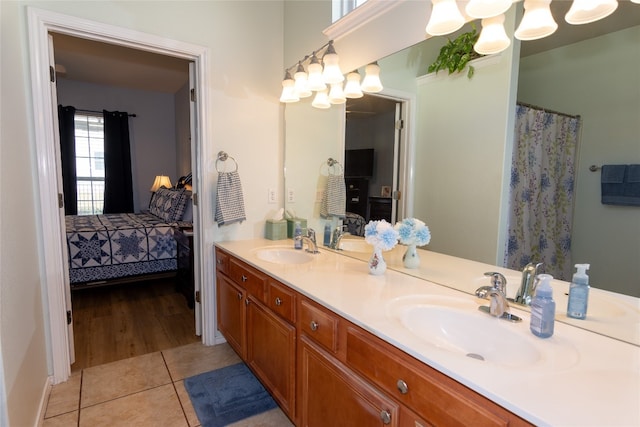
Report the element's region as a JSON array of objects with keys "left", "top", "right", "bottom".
[
  {"left": 565, "top": 0, "right": 618, "bottom": 25},
  {"left": 426, "top": 0, "right": 465, "bottom": 36},
  {"left": 343, "top": 71, "right": 363, "bottom": 99},
  {"left": 515, "top": 0, "right": 558, "bottom": 41},
  {"left": 361, "top": 62, "right": 383, "bottom": 93},
  {"left": 474, "top": 14, "right": 511, "bottom": 55}
]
